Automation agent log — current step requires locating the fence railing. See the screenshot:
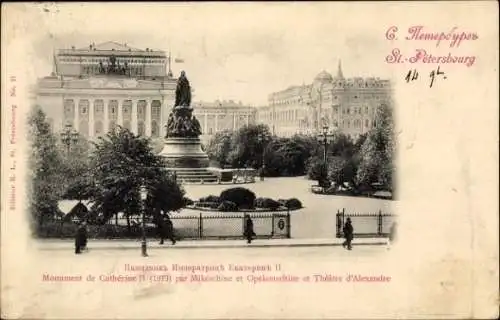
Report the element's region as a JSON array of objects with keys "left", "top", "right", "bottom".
[
  {"left": 335, "top": 208, "right": 396, "bottom": 238},
  {"left": 42, "top": 211, "right": 291, "bottom": 240}
]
